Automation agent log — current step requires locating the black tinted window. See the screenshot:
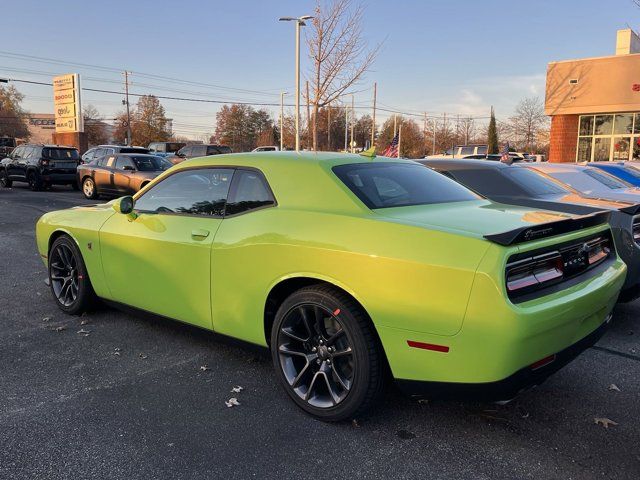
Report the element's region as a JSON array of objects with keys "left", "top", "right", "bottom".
[
  {"left": 131, "top": 155, "right": 171, "bottom": 171},
  {"left": 135, "top": 168, "right": 234, "bottom": 216},
  {"left": 503, "top": 168, "right": 568, "bottom": 196},
  {"left": 449, "top": 169, "right": 523, "bottom": 197},
  {"left": 119, "top": 147, "right": 149, "bottom": 154},
  {"left": 333, "top": 162, "right": 478, "bottom": 209},
  {"left": 43, "top": 148, "right": 79, "bottom": 160},
  {"left": 225, "top": 170, "right": 275, "bottom": 215},
  {"left": 115, "top": 156, "right": 135, "bottom": 170}
]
